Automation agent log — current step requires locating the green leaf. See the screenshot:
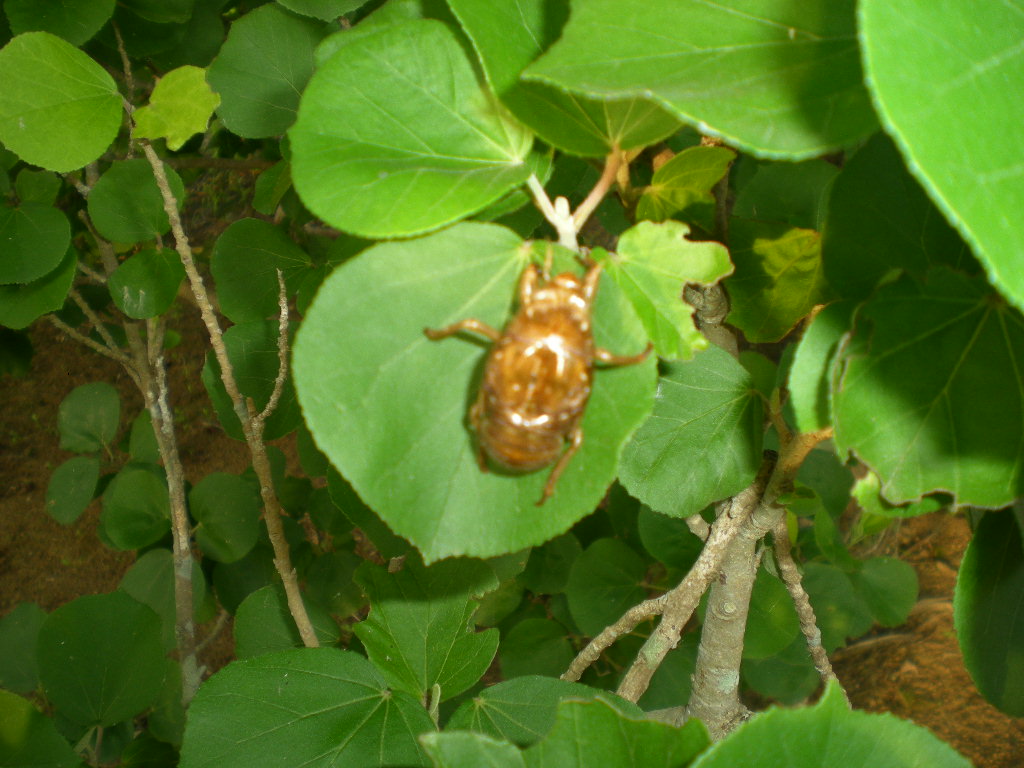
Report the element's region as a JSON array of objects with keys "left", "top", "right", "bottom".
[
  {"left": 277, "top": 0, "right": 366, "bottom": 21},
  {"left": 732, "top": 158, "right": 838, "bottom": 231},
  {"left": 121, "top": 0, "right": 194, "bottom": 24},
  {"left": 742, "top": 568, "right": 799, "bottom": 660},
  {"left": 851, "top": 557, "right": 918, "bottom": 629},
  {"left": 725, "top": 220, "right": 828, "bottom": 343},
  {"left": 0, "top": 689, "right": 80, "bottom": 768},
  {"left": 14, "top": 168, "right": 61, "bottom": 205},
  {"left": 954, "top": 509, "right": 1024, "bottom": 717},
  {"left": 604, "top": 220, "right": 733, "bottom": 360},
  {"left": 637, "top": 507, "right": 703, "bottom": 571},
  {"left": 290, "top": 20, "right": 533, "bottom": 238},
  {"left": 0, "top": 31, "right": 122, "bottom": 172},
  {"left": 448, "top": 0, "right": 679, "bottom": 158},
  {"left": 421, "top": 731, "right": 526, "bottom": 768},
  {"left": 132, "top": 65, "right": 220, "bottom": 150},
  {"left": 524, "top": 698, "right": 710, "bottom": 768},
  {"left": 0, "top": 602, "right": 45, "bottom": 694},
  {"left": 519, "top": 533, "right": 581, "bottom": 595},
  {"left": 525, "top": 0, "right": 876, "bottom": 159},
  {"left": 57, "top": 381, "right": 120, "bottom": 452},
  {"left": 233, "top": 585, "right": 340, "bottom": 659},
  {"left": 210, "top": 218, "right": 312, "bottom": 323},
  {"left": 305, "top": 549, "right": 365, "bottom": 617},
  {"left": 620, "top": 345, "right": 763, "bottom": 518},
  {"left": 118, "top": 548, "right": 206, "bottom": 651},
  {"left": 833, "top": 269, "right": 1024, "bottom": 508},
  {"left": 45, "top": 455, "right": 100, "bottom": 525},
  {"left": 207, "top": 4, "right": 326, "bottom": 137},
  {"left": 638, "top": 631, "right": 699, "bottom": 710},
  {"left": 850, "top": 471, "right": 950, "bottom": 521},
  {"left": 741, "top": 633, "right": 819, "bottom": 706},
  {"left": 201, "top": 320, "right": 301, "bottom": 441},
  {"left": 694, "top": 679, "right": 970, "bottom": 767},
  {"left": 128, "top": 409, "right": 161, "bottom": 463},
  {"left": 4, "top": 0, "right": 115, "bottom": 45},
  {"left": 353, "top": 557, "right": 499, "bottom": 701},
  {"left": 325, "top": 467, "right": 410, "bottom": 560},
  {"left": 210, "top": 543, "right": 277, "bottom": 615},
  {"left": 565, "top": 538, "right": 646, "bottom": 637},
  {"left": 0, "top": 244, "right": 76, "bottom": 329},
  {"left": 37, "top": 592, "right": 166, "bottom": 727},
  {"left": 87, "top": 158, "right": 185, "bottom": 244},
  {"left": 107, "top": 247, "right": 185, "bottom": 319},
  {"left": 100, "top": 465, "right": 171, "bottom": 550},
  {"left": 179, "top": 648, "right": 433, "bottom": 768},
  {"left": 251, "top": 161, "right": 292, "bottom": 216},
  {"left": 190, "top": 472, "right": 261, "bottom": 563},
  {"left": 821, "top": 133, "right": 972, "bottom": 302},
  {"left": 0, "top": 202, "right": 70, "bottom": 283},
  {"left": 636, "top": 146, "right": 735, "bottom": 224},
  {"left": 293, "top": 224, "right": 655, "bottom": 561},
  {"left": 499, "top": 618, "right": 574, "bottom": 680},
  {"left": 446, "top": 676, "right": 637, "bottom": 746},
  {"left": 788, "top": 301, "right": 855, "bottom": 433},
  {"left": 860, "top": 0, "right": 1024, "bottom": 312},
  {"left": 801, "top": 562, "right": 872, "bottom": 652}
]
